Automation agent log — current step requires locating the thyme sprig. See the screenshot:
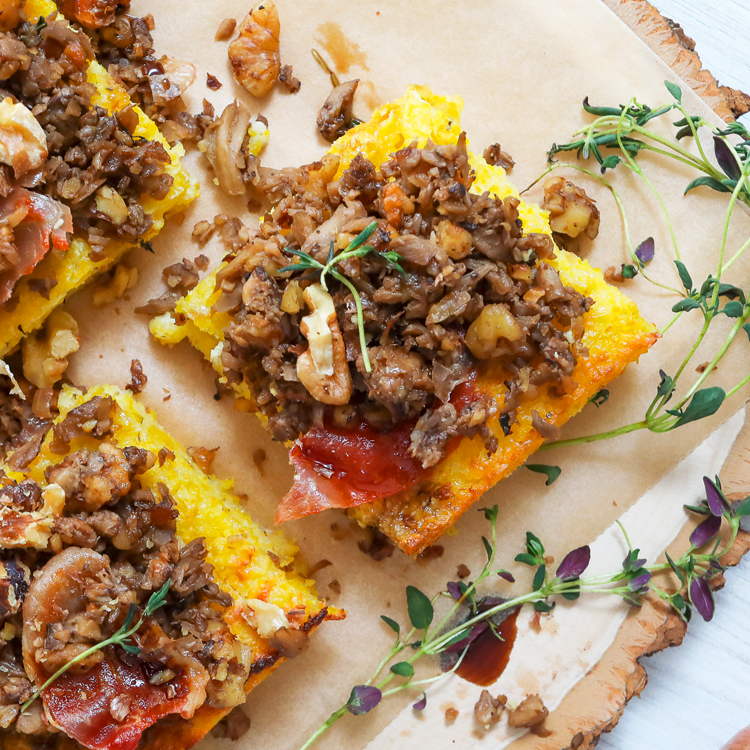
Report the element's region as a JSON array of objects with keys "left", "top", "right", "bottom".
[
  {"left": 299, "top": 478, "right": 748, "bottom": 749},
  {"left": 281, "top": 220, "right": 405, "bottom": 373},
  {"left": 522, "top": 81, "right": 750, "bottom": 451},
  {"left": 21, "top": 580, "right": 171, "bottom": 712}
]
